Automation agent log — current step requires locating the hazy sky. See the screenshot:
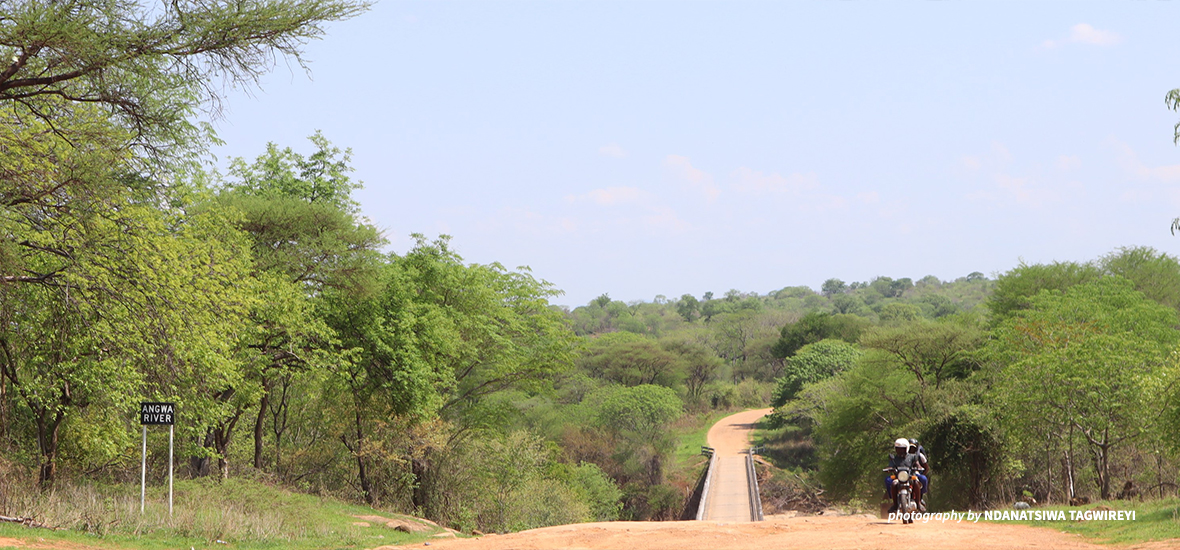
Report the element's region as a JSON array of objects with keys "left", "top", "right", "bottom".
[{"left": 211, "top": 2, "right": 1180, "bottom": 308}]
